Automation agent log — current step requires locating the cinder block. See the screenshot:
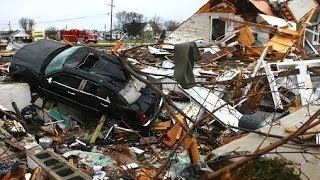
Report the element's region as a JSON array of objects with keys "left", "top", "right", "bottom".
[{"left": 27, "top": 149, "right": 91, "bottom": 180}]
